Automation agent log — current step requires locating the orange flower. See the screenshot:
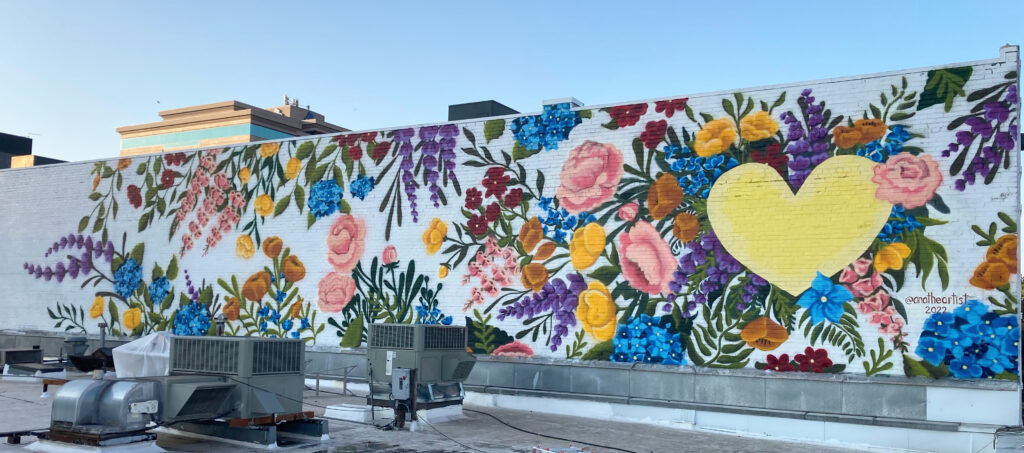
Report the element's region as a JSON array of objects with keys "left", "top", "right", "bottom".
[
  {"left": 673, "top": 212, "right": 700, "bottom": 242},
  {"left": 739, "top": 317, "right": 789, "bottom": 351},
  {"left": 117, "top": 158, "right": 132, "bottom": 170},
  {"left": 290, "top": 299, "right": 303, "bottom": 318},
  {"left": 647, "top": 173, "right": 683, "bottom": 220},
  {"left": 92, "top": 175, "right": 101, "bottom": 192},
  {"left": 518, "top": 217, "right": 544, "bottom": 252},
  {"left": 223, "top": 297, "right": 241, "bottom": 321},
  {"left": 873, "top": 242, "right": 911, "bottom": 273},
  {"left": 262, "top": 236, "right": 283, "bottom": 259},
  {"left": 242, "top": 271, "right": 271, "bottom": 302},
  {"left": 831, "top": 125, "right": 862, "bottom": 149},
  {"left": 970, "top": 261, "right": 1011, "bottom": 290},
  {"left": 282, "top": 255, "right": 306, "bottom": 282},
  {"left": 533, "top": 242, "right": 557, "bottom": 261},
  {"left": 521, "top": 263, "right": 549, "bottom": 292},
  {"left": 854, "top": 119, "right": 888, "bottom": 143},
  {"left": 986, "top": 234, "right": 1018, "bottom": 272}
]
